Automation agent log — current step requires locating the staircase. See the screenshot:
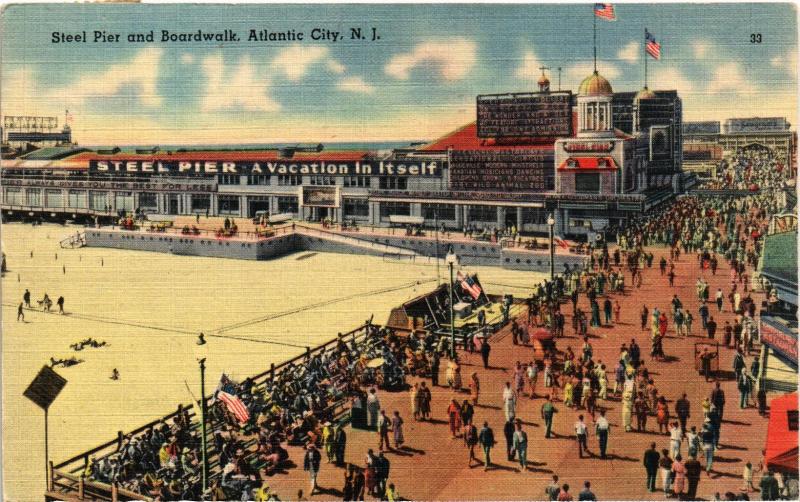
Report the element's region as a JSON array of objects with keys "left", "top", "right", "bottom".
[{"left": 60, "top": 231, "right": 86, "bottom": 249}]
